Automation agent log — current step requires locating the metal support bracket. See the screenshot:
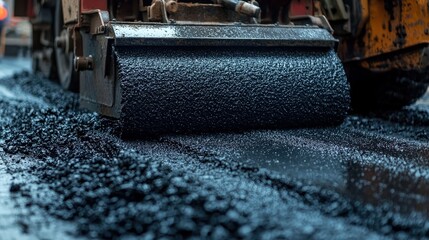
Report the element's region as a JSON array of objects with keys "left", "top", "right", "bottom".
[
  {"left": 148, "top": 0, "right": 171, "bottom": 23},
  {"left": 80, "top": 10, "right": 110, "bottom": 35}
]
